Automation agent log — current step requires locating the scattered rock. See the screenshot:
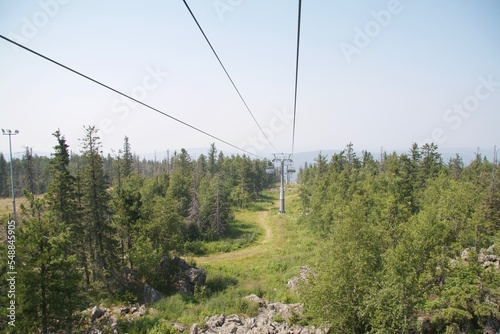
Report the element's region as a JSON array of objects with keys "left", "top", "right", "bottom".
[
  {"left": 161, "top": 256, "right": 207, "bottom": 296},
  {"left": 189, "top": 323, "right": 200, "bottom": 334},
  {"left": 108, "top": 315, "right": 118, "bottom": 334},
  {"left": 244, "top": 294, "right": 267, "bottom": 307},
  {"left": 477, "top": 246, "right": 500, "bottom": 270},
  {"left": 83, "top": 303, "right": 155, "bottom": 333},
  {"left": 287, "top": 266, "right": 312, "bottom": 290},
  {"left": 90, "top": 306, "right": 104, "bottom": 322},
  {"left": 175, "top": 277, "right": 195, "bottom": 296},
  {"left": 196, "top": 296, "right": 328, "bottom": 334},
  {"left": 184, "top": 267, "right": 207, "bottom": 287},
  {"left": 173, "top": 322, "right": 188, "bottom": 332},
  {"left": 461, "top": 248, "right": 470, "bottom": 260},
  {"left": 144, "top": 283, "right": 163, "bottom": 305}
]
